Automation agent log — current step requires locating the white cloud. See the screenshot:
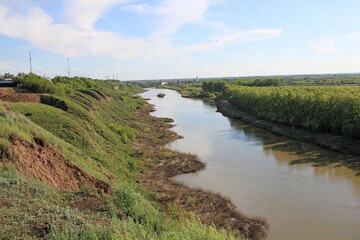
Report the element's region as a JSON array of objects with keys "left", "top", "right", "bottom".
[
  {"left": 154, "top": 0, "right": 213, "bottom": 36},
  {"left": 122, "top": 3, "right": 151, "bottom": 14},
  {"left": 310, "top": 32, "right": 360, "bottom": 53},
  {"left": 0, "top": 1, "right": 282, "bottom": 65},
  {"left": 310, "top": 39, "right": 335, "bottom": 53},
  {"left": 180, "top": 28, "right": 283, "bottom": 53},
  {"left": 0, "top": 5, "right": 146, "bottom": 58},
  {"left": 64, "top": 0, "right": 130, "bottom": 30},
  {"left": 124, "top": 0, "right": 217, "bottom": 37}
]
